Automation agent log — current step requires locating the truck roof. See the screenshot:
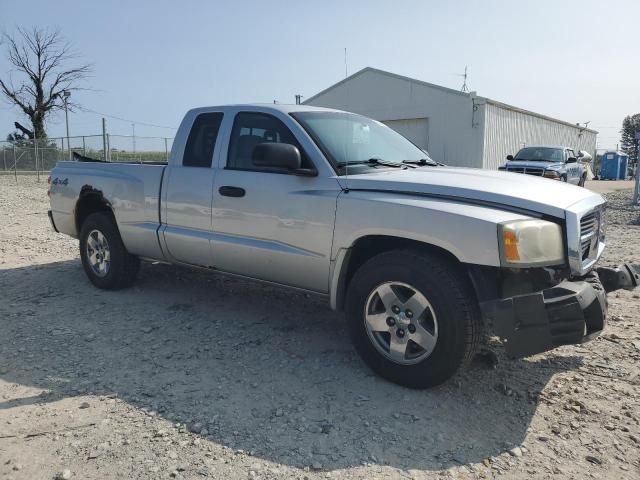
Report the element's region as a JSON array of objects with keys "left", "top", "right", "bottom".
[
  {"left": 185, "top": 103, "right": 344, "bottom": 116},
  {"left": 520, "top": 145, "right": 571, "bottom": 150}
]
